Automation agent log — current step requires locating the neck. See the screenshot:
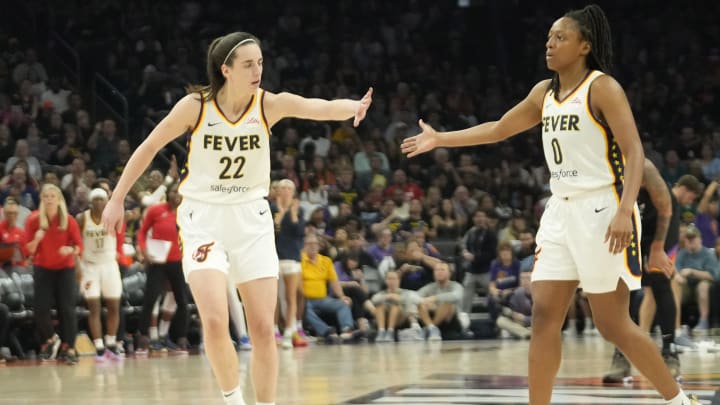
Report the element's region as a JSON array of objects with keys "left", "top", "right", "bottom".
[
  {"left": 436, "top": 280, "right": 448, "bottom": 288},
  {"left": 557, "top": 64, "right": 590, "bottom": 92},
  {"left": 217, "top": 85, "right": 253, "bottom": 114},
  {"left": 46, "top": 208, "right": 58, "bottom": 218},
  {"left": 90, "top": 209, "right": 102, "bottom": 221}
]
